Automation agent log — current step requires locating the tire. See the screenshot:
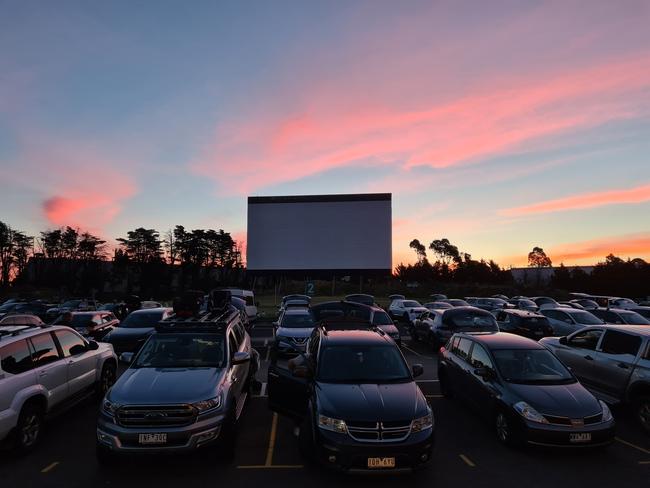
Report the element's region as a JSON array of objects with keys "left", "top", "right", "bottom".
[
  {"left": 96, "top": 442, "right": 116, "bottom": 466},
  {"left": 95, "top": 362, "right": 117, "bottom": 399},
  {"left": 634, "top": 395, "right": 650, "bottom": 434},
  {"left": 439, "top": 371, "right": 453, "bottom": 399},
  {"left": 14, "top": 402, "right": 44, "bottom": 453},
  {"left": 495, "top": 410, "right": 520, "bottom": 446}
]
